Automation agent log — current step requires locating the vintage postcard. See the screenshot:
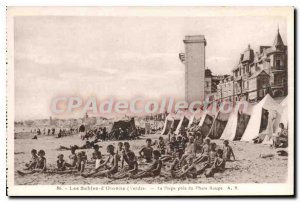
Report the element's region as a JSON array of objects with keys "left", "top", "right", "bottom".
[{"left": 6, "top": 7, "right": 294, "bottom": 196}]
